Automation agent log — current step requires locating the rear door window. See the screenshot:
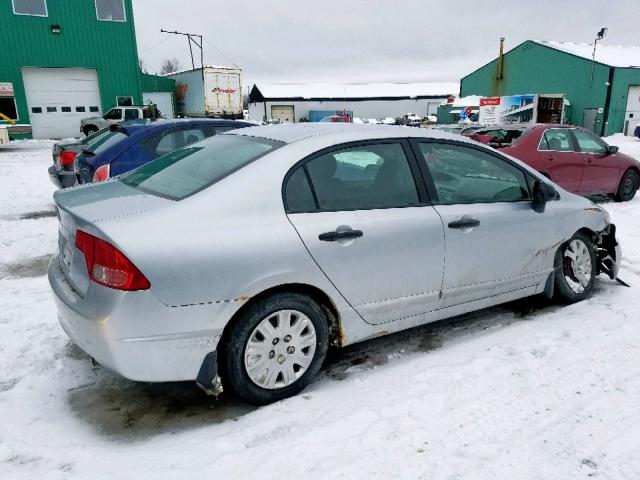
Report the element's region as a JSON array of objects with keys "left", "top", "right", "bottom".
[
  {"left": 143, "top": 129, "right": 182, "bottom": 158},
  {"left": 292, "top": 143, "right": 420, "bottom": 211},
  {"left": 538, "top": 129, "right": 575, "bottom": 151}
]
